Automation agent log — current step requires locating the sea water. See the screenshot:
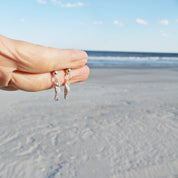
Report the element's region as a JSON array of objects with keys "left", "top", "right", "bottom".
[{"left": 86, "top": 51, "right": 178, "bottom": 67}]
